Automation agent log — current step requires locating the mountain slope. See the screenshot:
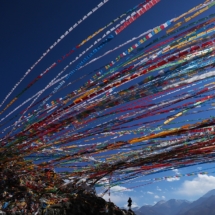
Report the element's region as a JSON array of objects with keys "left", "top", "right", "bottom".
[
  {"left": 136, "top": 199, "right": 190, "bottom": 215},
  {"left": 177, "top": 189, "right": 215, "bottom": 215},
  {"left": 135, "top": 189, "right": 215, "bottom": 215},
  {"left": 180, "top": 195, "right": 215, "bottom": 215},
  {"left": 135, "top": 205, "right": 161, "bottom": 215},
  {"left": 154, "top": 199, "right": 190, "bottom": 215},
  {"left": 201, "top": 189, "right": 215, "bottom": 198}
]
